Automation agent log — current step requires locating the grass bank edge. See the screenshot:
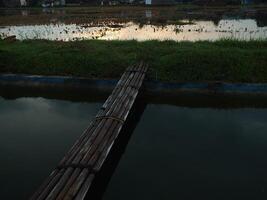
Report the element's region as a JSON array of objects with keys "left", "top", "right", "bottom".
[{"left": 0, "top": 39, "right": 267, "bottom": 83}]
